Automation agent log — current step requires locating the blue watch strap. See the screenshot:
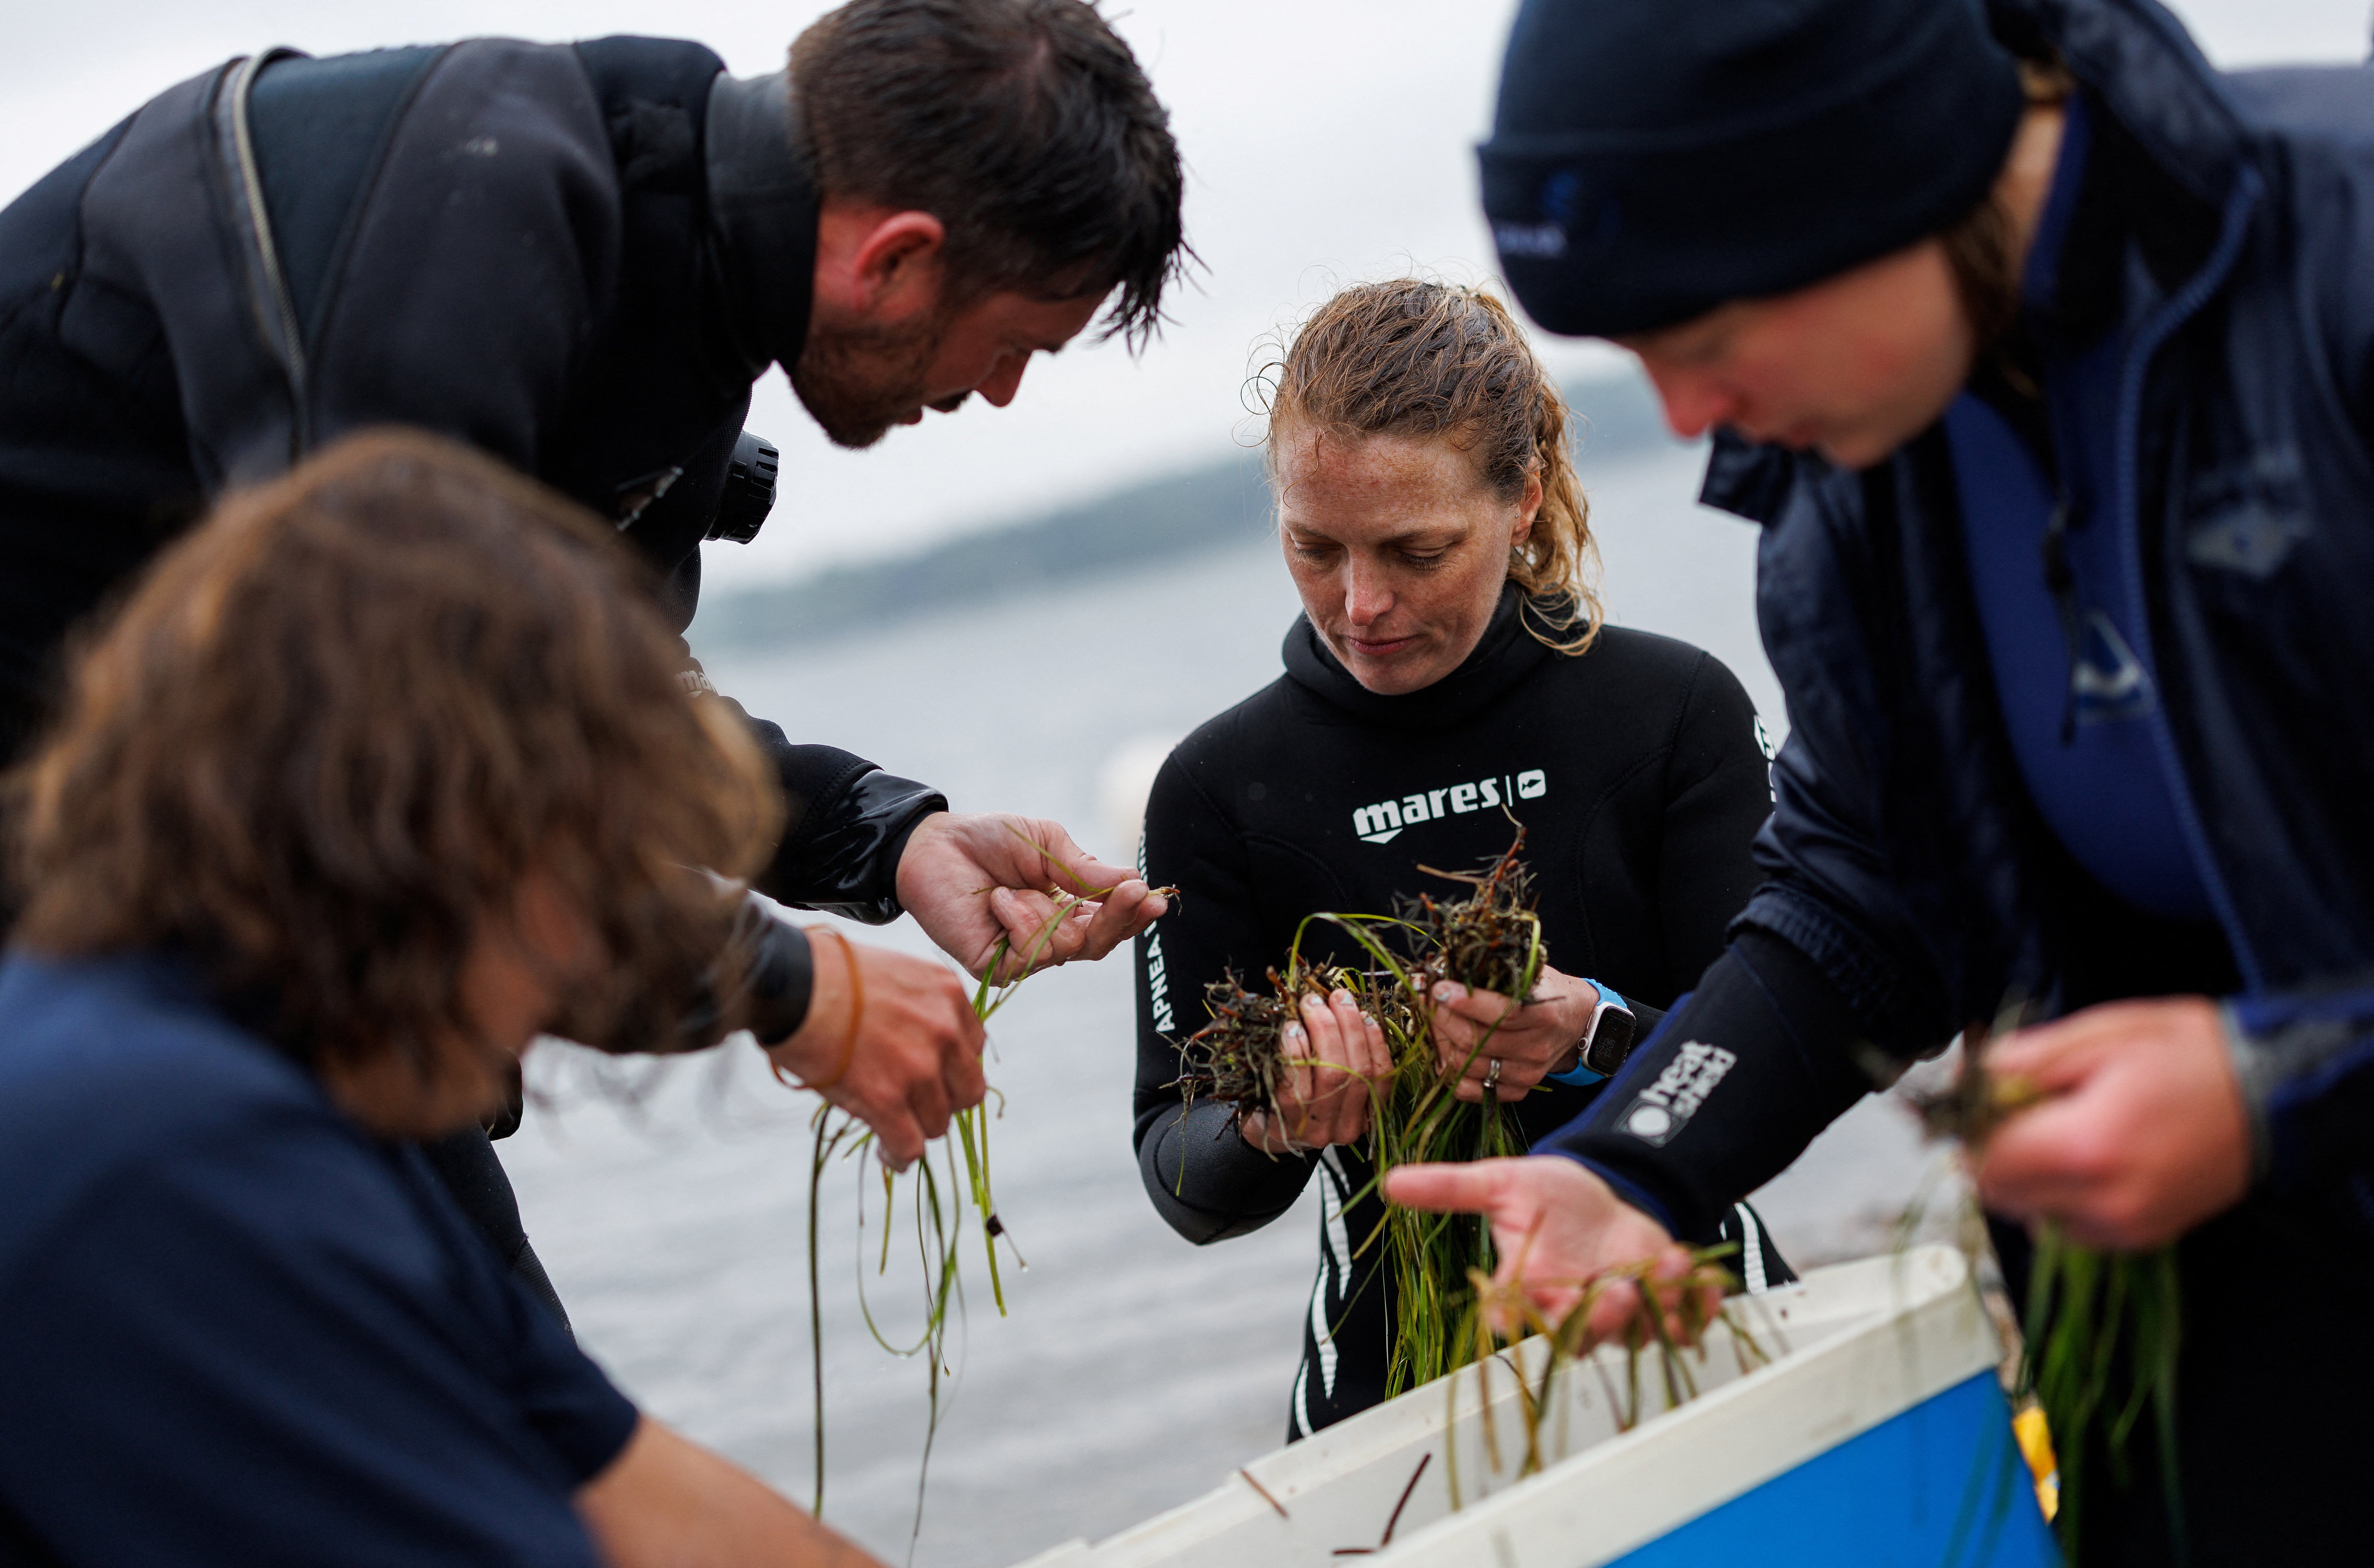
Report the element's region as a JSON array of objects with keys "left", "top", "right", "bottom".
[{"left": 1546, "top": 980, "right": 1622, "bottom": 1086}]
